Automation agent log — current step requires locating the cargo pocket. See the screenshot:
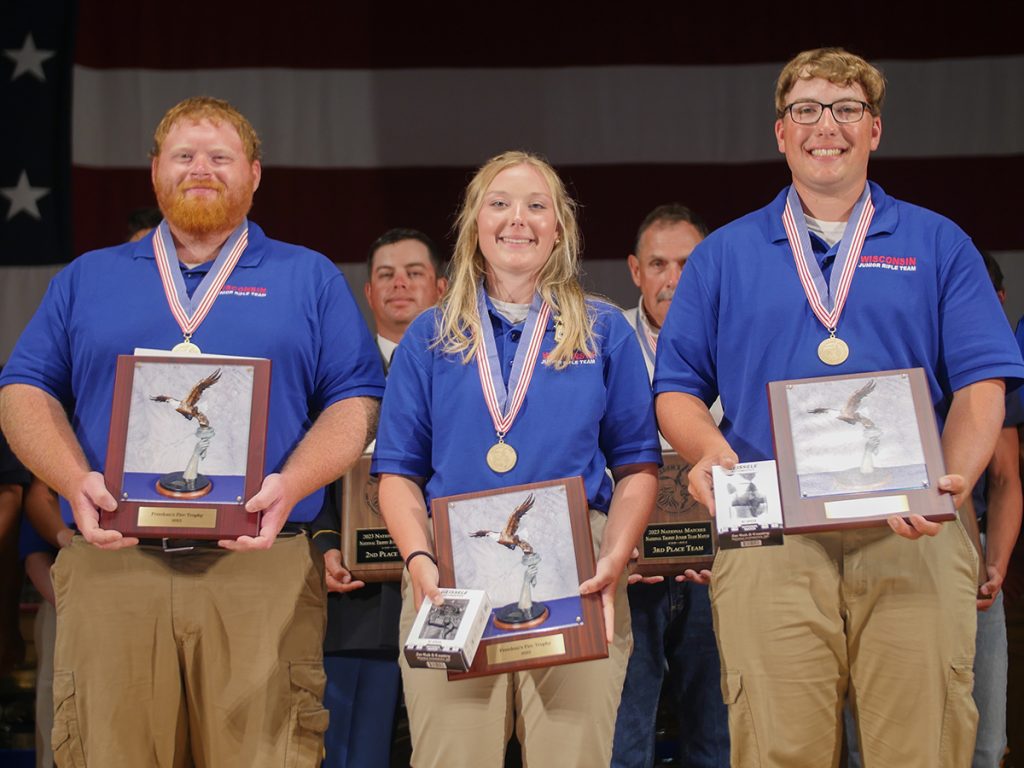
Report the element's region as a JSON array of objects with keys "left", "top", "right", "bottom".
[
  {"left": 938, "top": 660, "right": 978, "bottom": 767},
  {"left": 721, "top": 670, "right": 760, "bottom": 768},
  {"left": 51, "top": 671, "right": 87, "bottom": 767},
  {"left": 284, "top": 661, "right": 329, "bottom": 768}
]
